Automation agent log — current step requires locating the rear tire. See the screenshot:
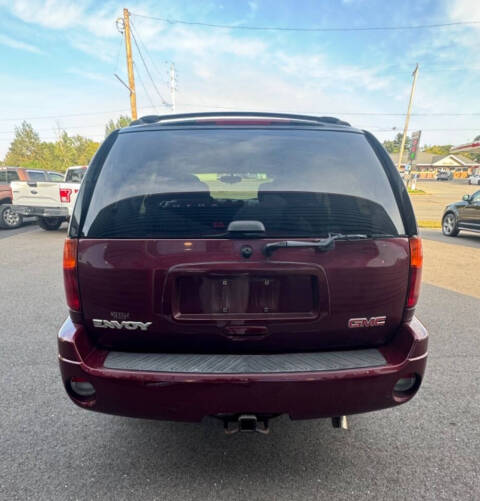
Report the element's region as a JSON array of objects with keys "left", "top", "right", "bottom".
[
  {"left": 442, "top": 213, "right": 459, "bottom": 237},
  {"left": 37, "top": 216, "right": 63, "bottom": 231},
  {"left": 0, "top": 205, "right": 23, "bottom": 229}
]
